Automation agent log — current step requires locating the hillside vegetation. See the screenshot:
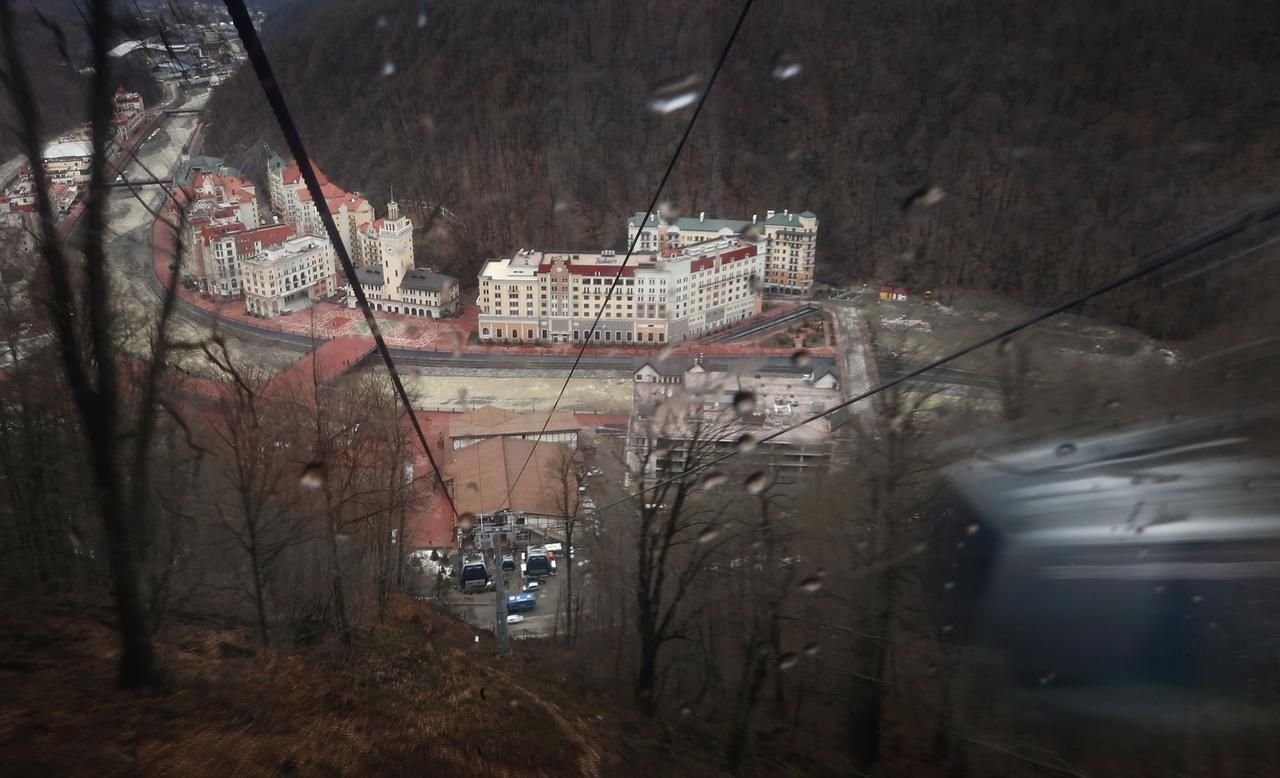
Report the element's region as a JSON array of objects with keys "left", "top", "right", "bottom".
[{"left": 204, "top": 0, "right": 1280, "bottom": 338}]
